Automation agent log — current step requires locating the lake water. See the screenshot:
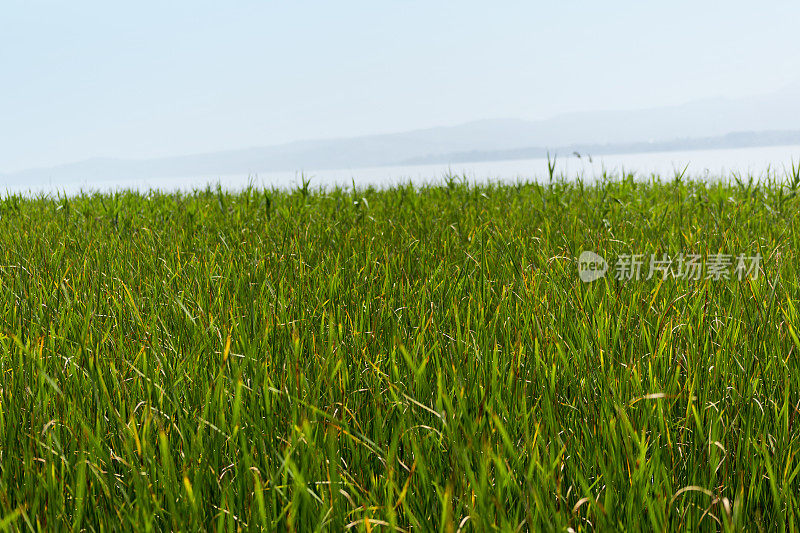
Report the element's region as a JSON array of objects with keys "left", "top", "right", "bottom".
[{"left": 8, "top": 144, "right": 800, "bottom": 196}]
